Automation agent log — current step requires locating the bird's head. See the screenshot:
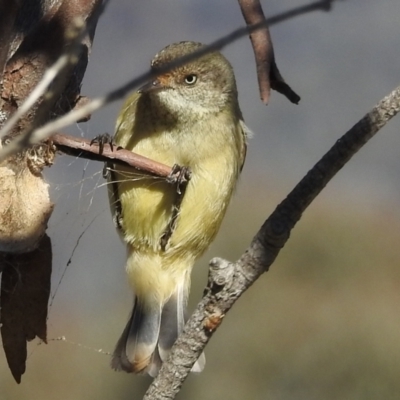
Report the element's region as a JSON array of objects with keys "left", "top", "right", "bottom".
[{"left": 140, "top": 41, "right": 238, "bottom": 119}]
